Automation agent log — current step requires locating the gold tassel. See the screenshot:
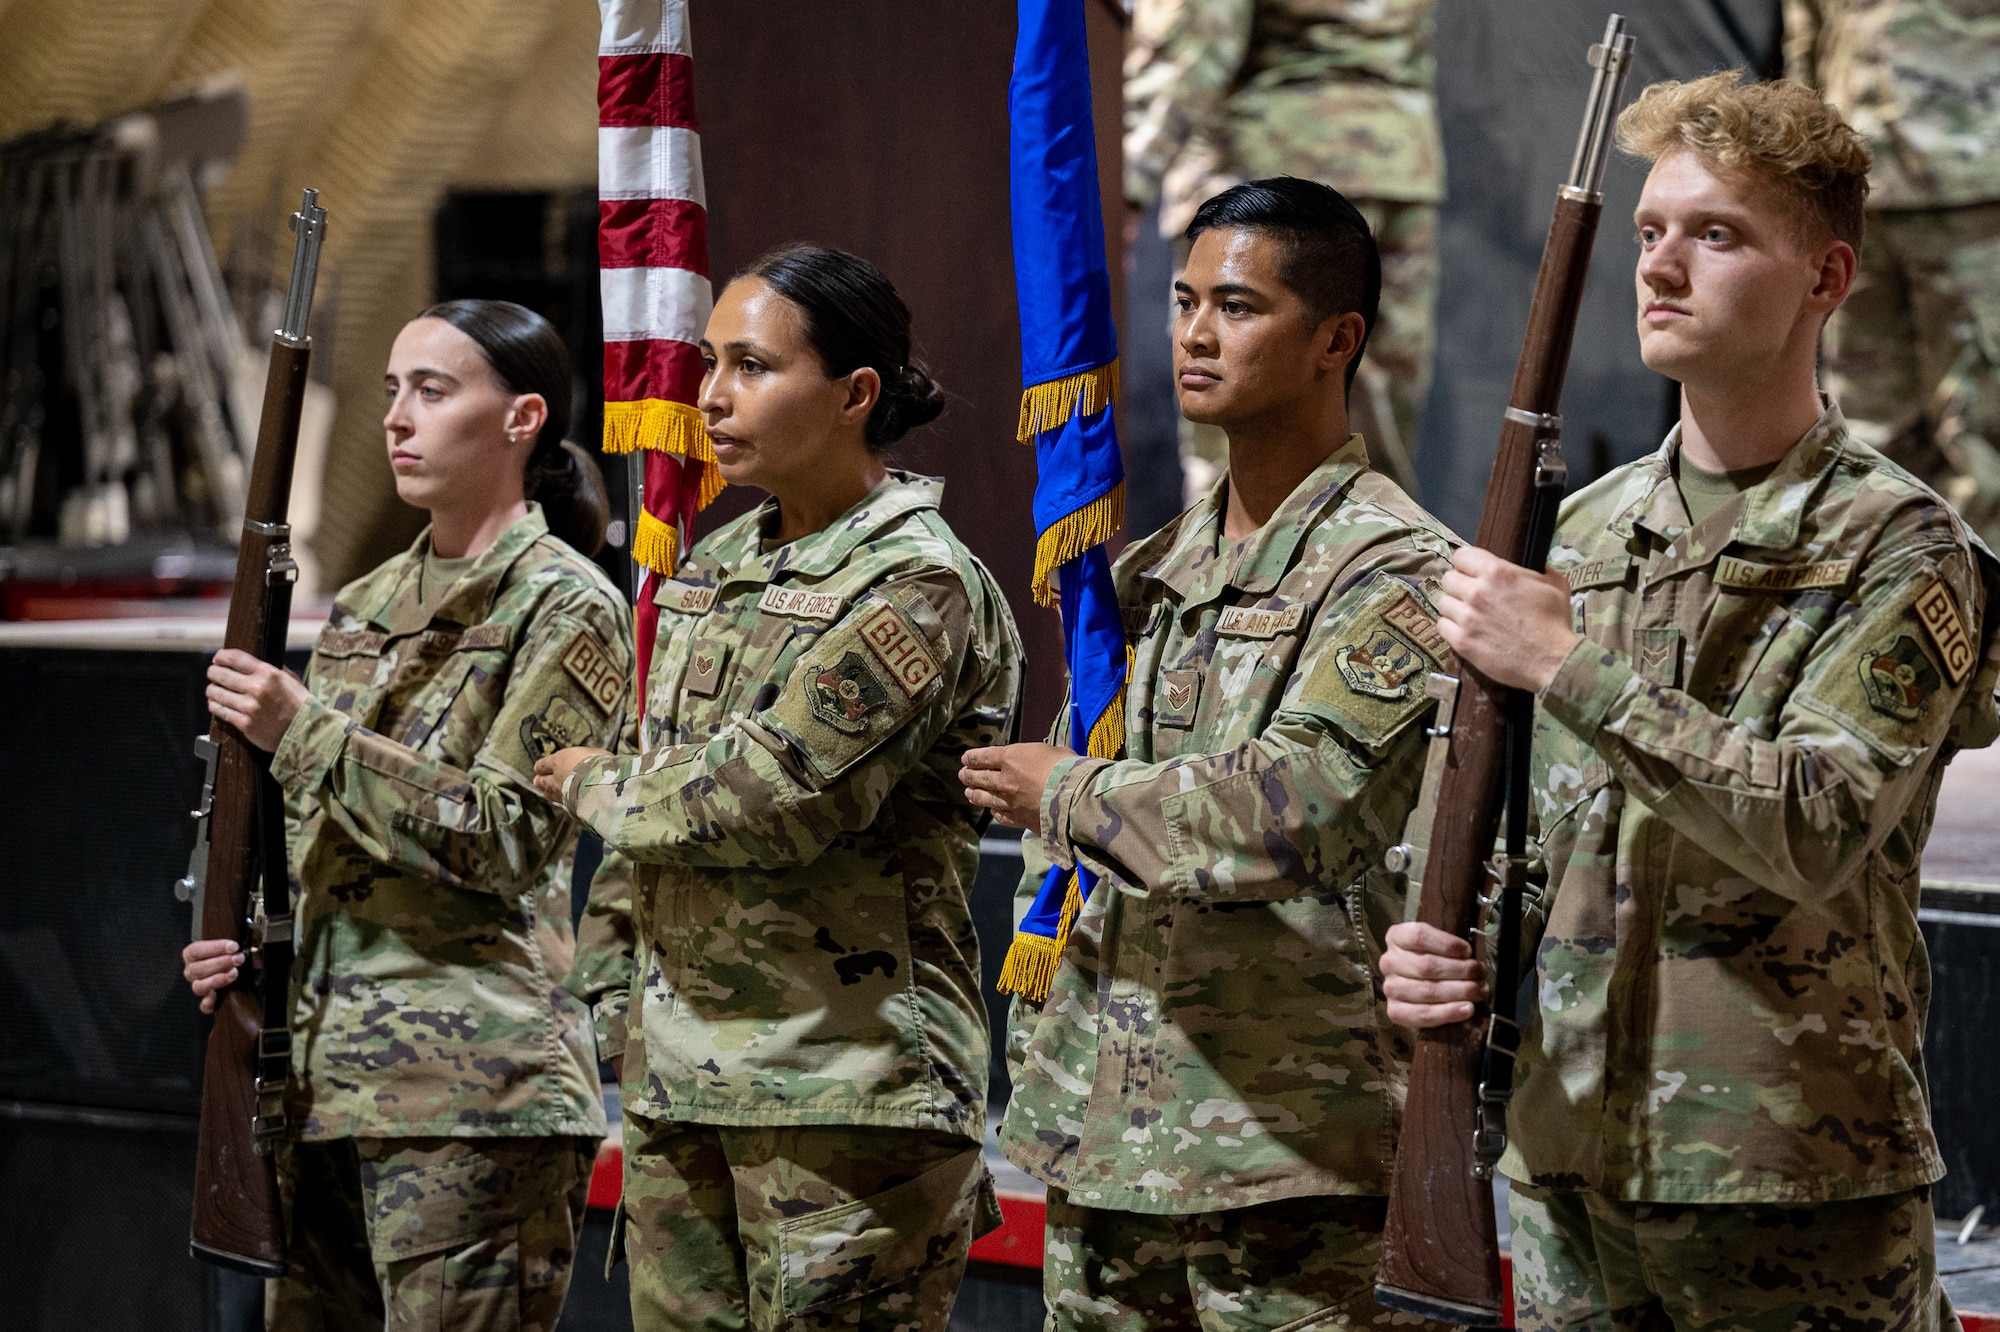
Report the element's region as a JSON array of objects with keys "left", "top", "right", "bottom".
[
  {"left": 1030, "top": 484, "right": 1125, "bottom": 607},
  {"left": 994, "top": 929, "right": 1066, "bottom": 1003},
  {"left": 1017, "top": 360, "right": 1119, "bottom": 442},
  {"left": 1083, "top": 646, "right": 1134, "bottom": 760},
  {"left": 631, "top": 508, "right": 680, "bottom": 577},
  {"left": 603, "top": 398, "right": 712, "bottom": 457}
]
